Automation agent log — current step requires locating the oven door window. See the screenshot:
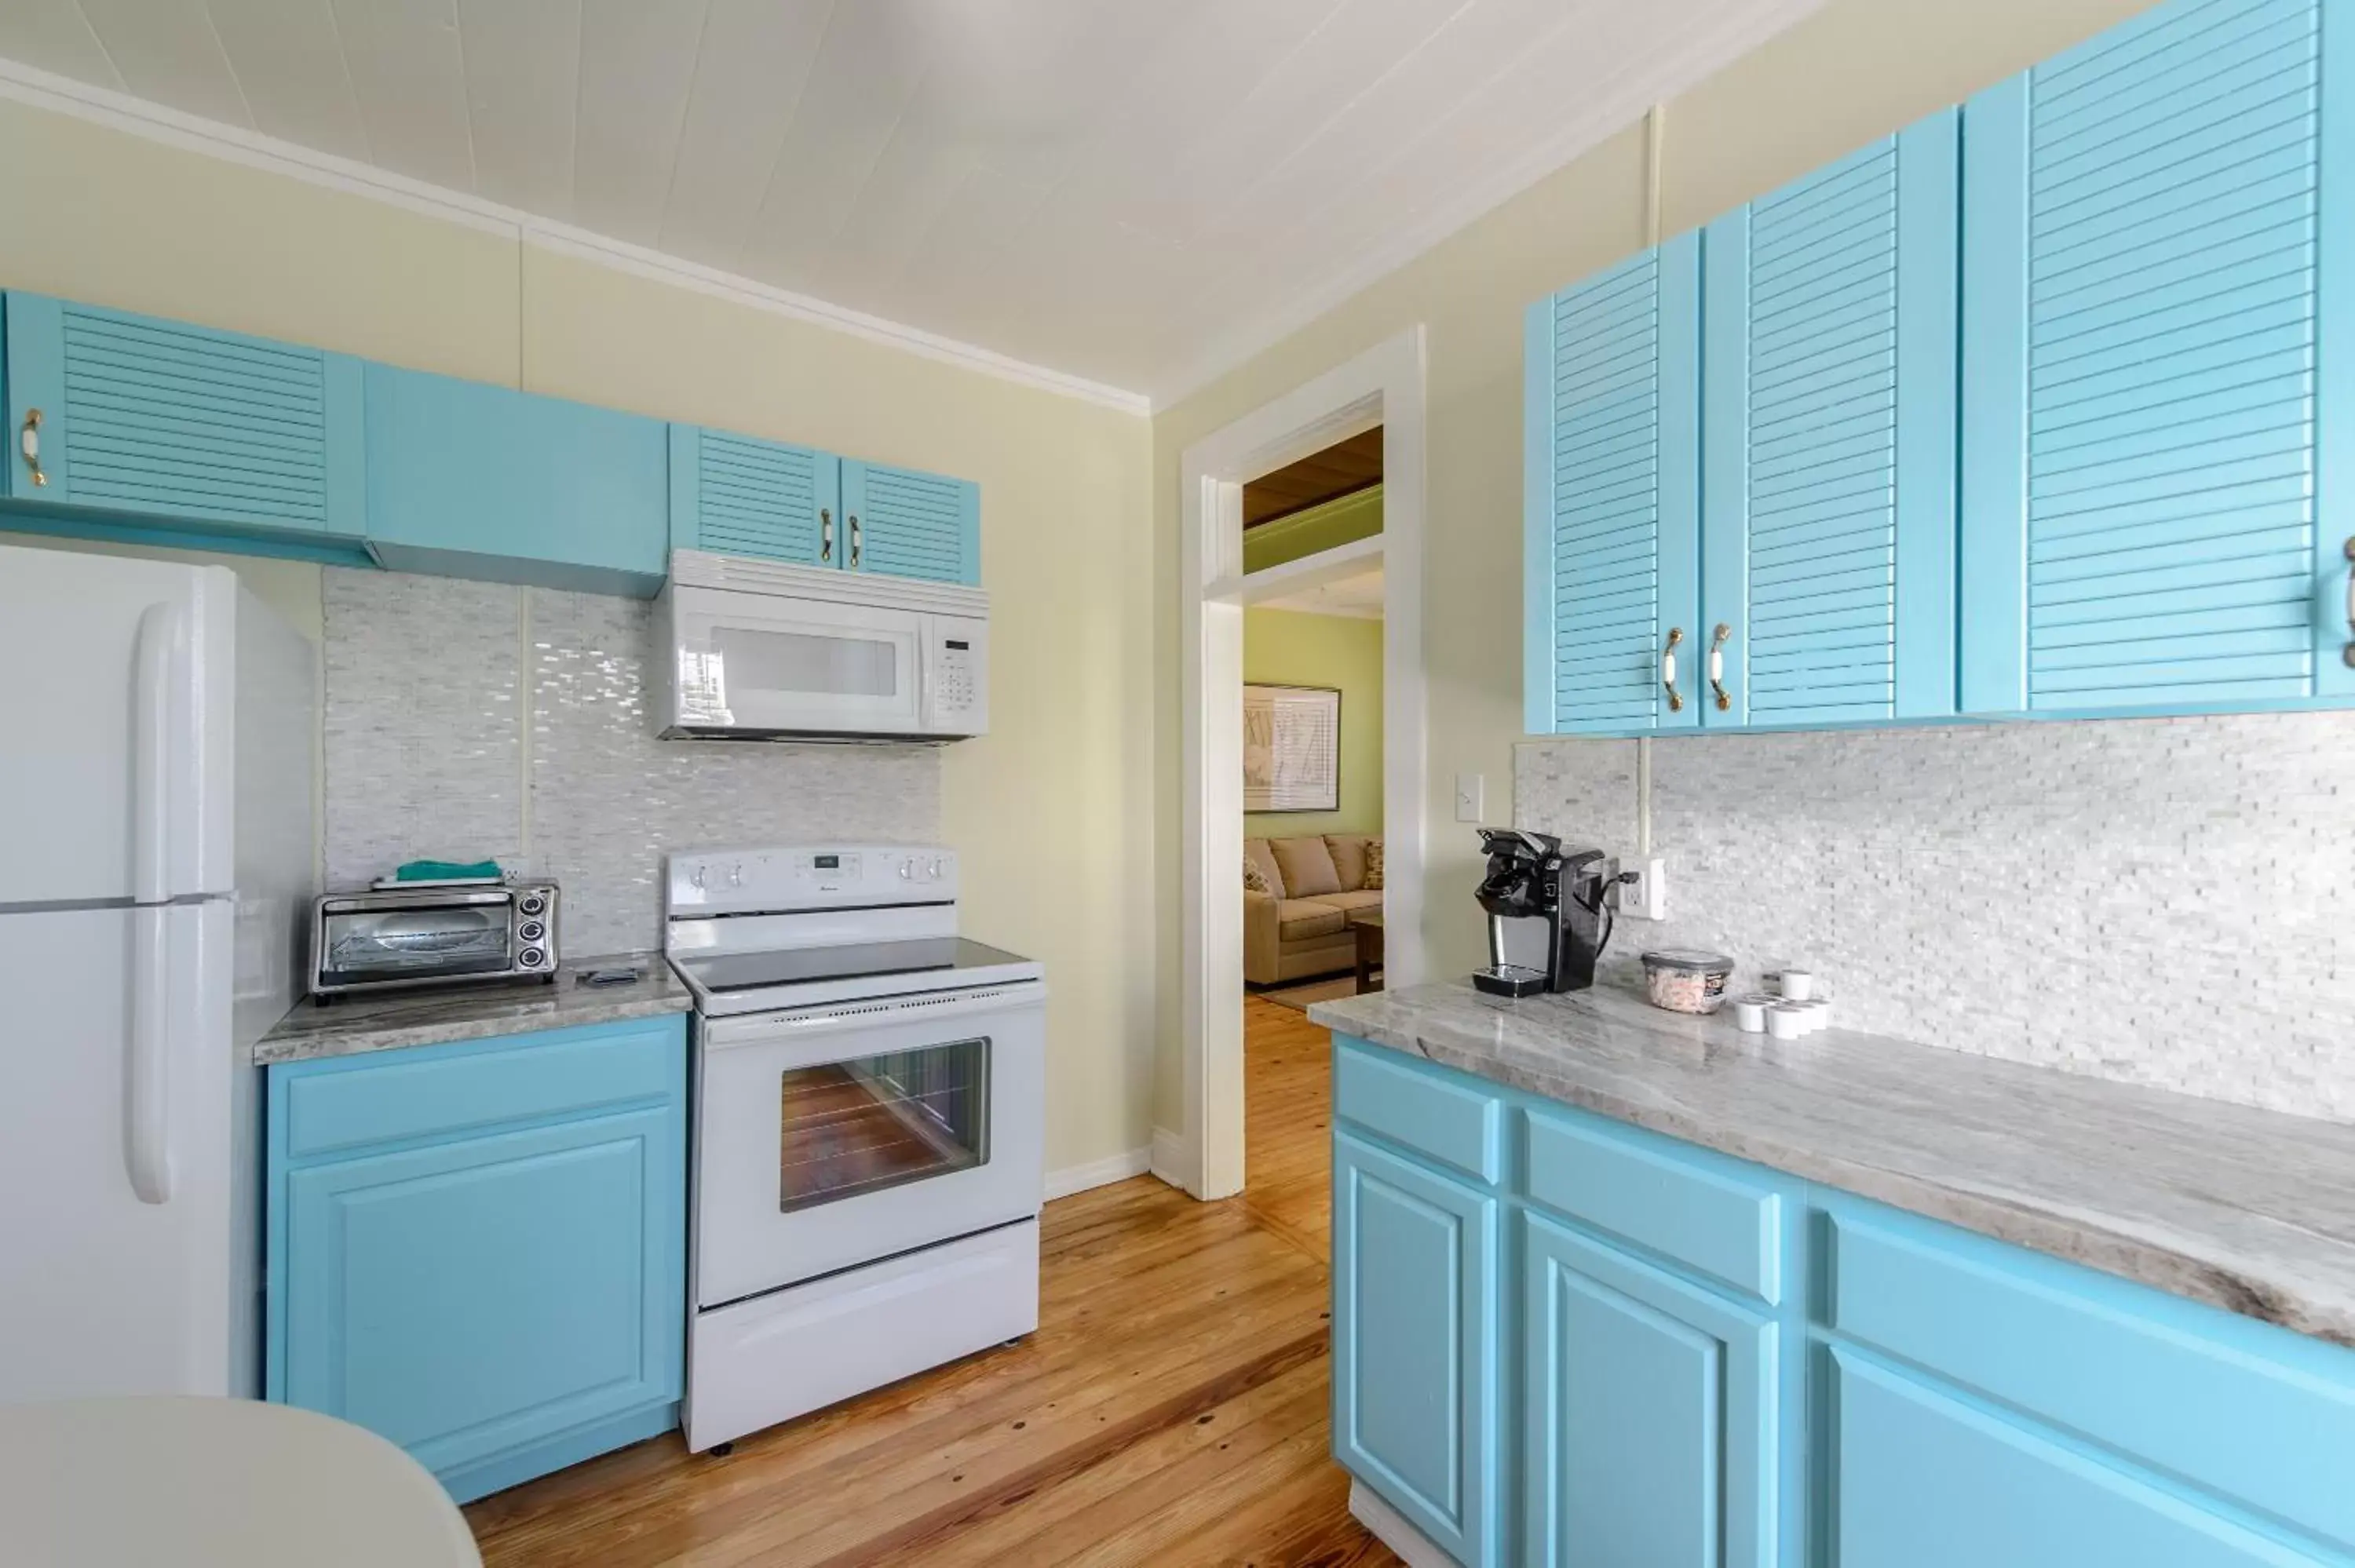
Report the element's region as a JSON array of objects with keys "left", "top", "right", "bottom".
[
  {"left": 777, "top": 1037, "right": 991, "bottom": 1212},
  {"left": 318, "top": 905, "right": 512, "bottom": 986}
]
